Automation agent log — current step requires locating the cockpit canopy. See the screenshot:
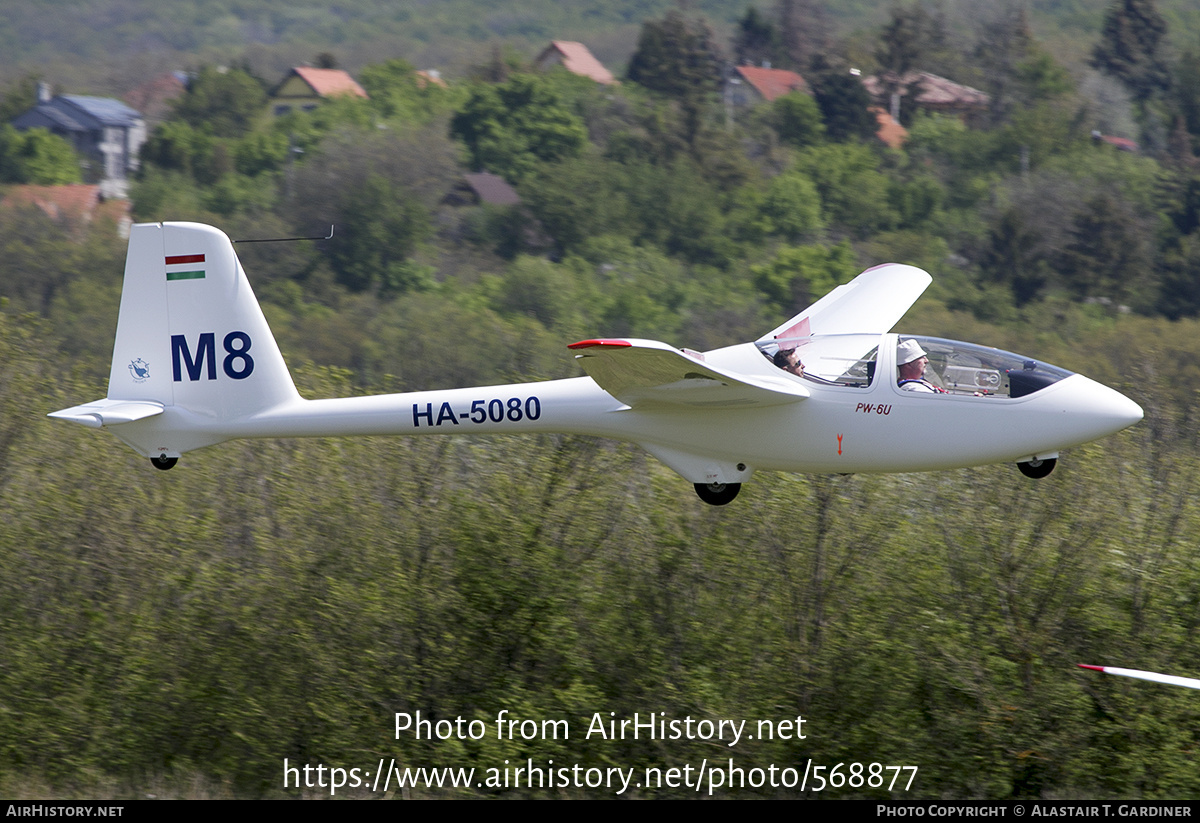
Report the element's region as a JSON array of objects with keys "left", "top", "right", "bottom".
[{"left": 758, "top": 333, "right": 1074, "bottom": 397}]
